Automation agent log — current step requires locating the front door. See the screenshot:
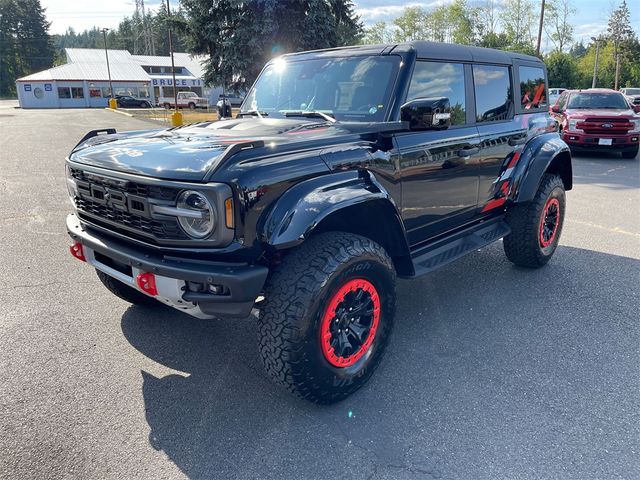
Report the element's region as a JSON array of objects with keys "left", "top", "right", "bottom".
[{"left": 394, "top": 60, "right": 480, "bottom": 246}]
